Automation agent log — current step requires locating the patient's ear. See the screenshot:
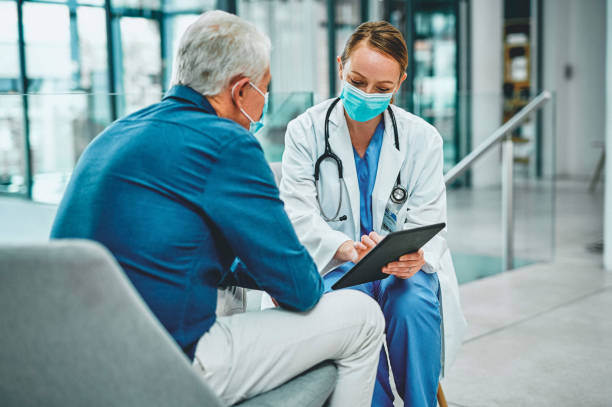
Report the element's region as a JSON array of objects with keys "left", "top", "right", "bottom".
[{"left": 230, "top": 77, "right": 250, "bottom": 103}]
